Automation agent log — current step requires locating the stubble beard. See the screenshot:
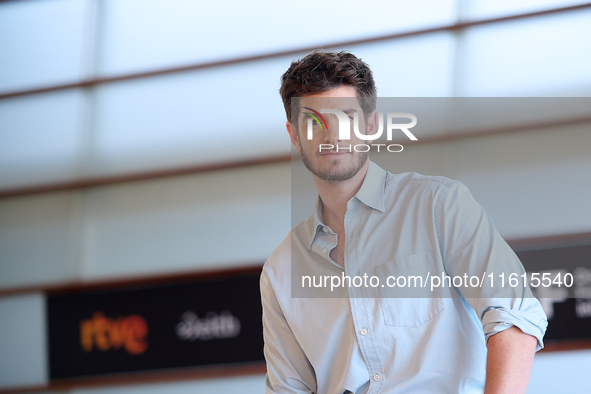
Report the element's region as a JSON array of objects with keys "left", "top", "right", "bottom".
[{"left": 300, "top": 144, "right": 369, "bottom": 183}]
